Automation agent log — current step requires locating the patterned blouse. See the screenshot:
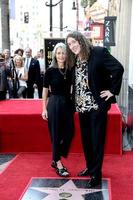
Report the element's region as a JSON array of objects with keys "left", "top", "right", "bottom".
[{"left": 75, "top": 58, "right": 98, "bottom": 113}]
